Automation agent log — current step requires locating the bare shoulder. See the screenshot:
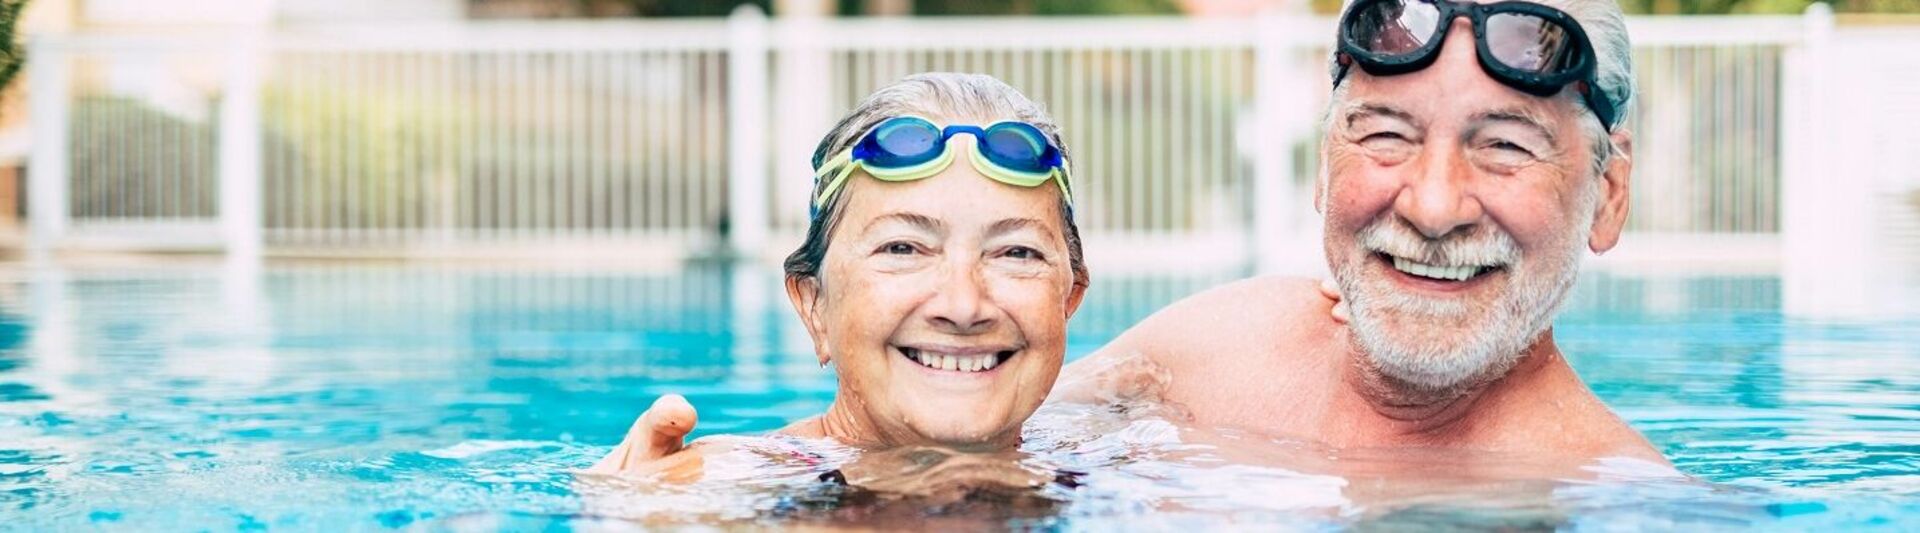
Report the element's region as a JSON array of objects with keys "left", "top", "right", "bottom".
[
  {"left": 1115, "top": 275, "right": 1334, "bottom": 364},
  {"left": 1054, "top": 275, "right": 1339, "bottom": 404},
  {"left": 1499, "top": 365, "right": 1671, "bottom": 466}
]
